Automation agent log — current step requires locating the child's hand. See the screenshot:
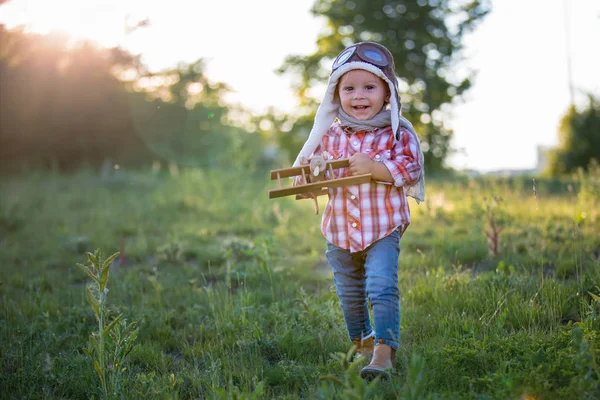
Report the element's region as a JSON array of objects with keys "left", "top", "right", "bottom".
[
  {"left": 294, "top": 157, "right": 314, "bottom": 199},
  {"left": 310, "top": 156, "right": 327, "bottom": 182},
  {"left": 349, "top": 153, "right": 374, "bottom": 176}
]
